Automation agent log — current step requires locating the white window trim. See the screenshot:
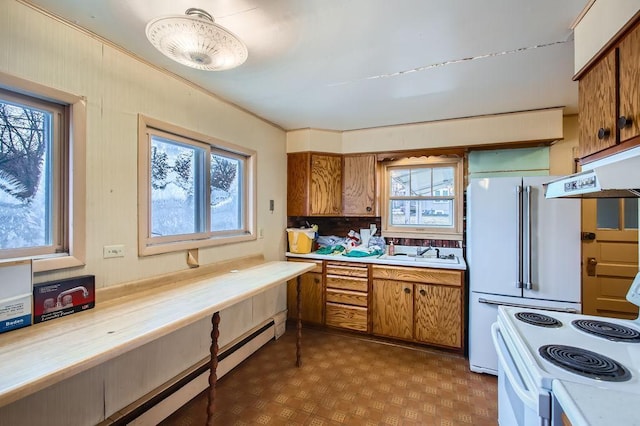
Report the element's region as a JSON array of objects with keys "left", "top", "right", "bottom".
[
  {"left": 381, "top": 156, "right": 463, "bottom": 241},
  {"left": 0, "top": 72, "right": 86, "bottom": 273},
  {"left": 137, "top": 115, "right": 256, "bottom": 256}
]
